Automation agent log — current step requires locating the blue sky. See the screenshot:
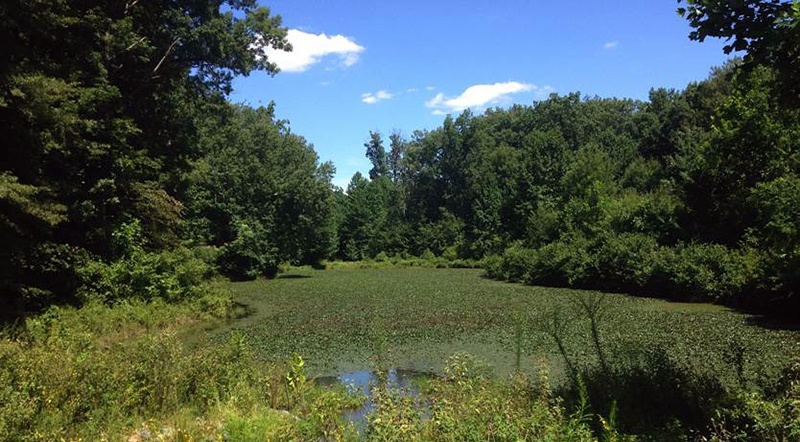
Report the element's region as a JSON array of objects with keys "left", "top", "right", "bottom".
[{"left": 231, "top": 0, "right": 730, "bottom": 189}]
